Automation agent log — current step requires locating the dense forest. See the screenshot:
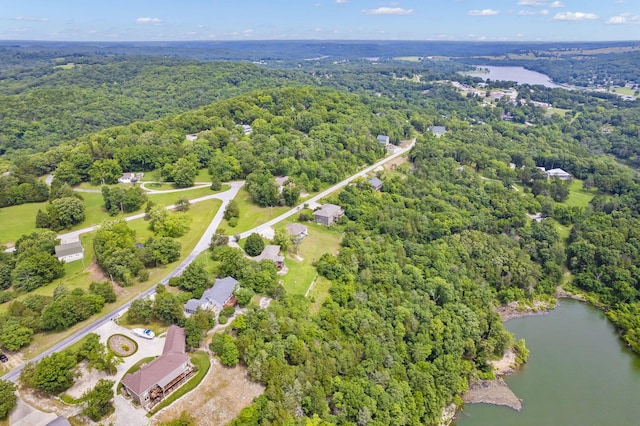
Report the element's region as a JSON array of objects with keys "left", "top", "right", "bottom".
[{"left": 1, "top": 42, "right": 640, "bottom": 424}]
